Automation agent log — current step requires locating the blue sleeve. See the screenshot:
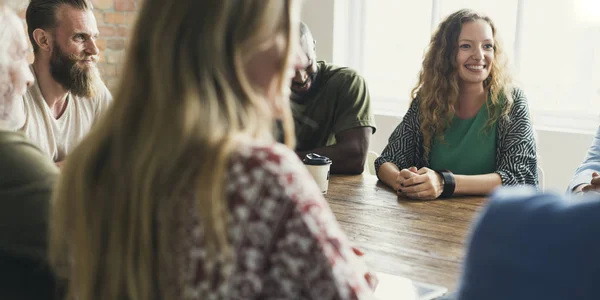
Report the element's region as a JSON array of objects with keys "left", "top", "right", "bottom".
[
  {"left": 568, "top": 126, "right": 600, "bottom": 192},
  {"left": 458, "top": 187, "right": 600, "bottom": 300}
]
